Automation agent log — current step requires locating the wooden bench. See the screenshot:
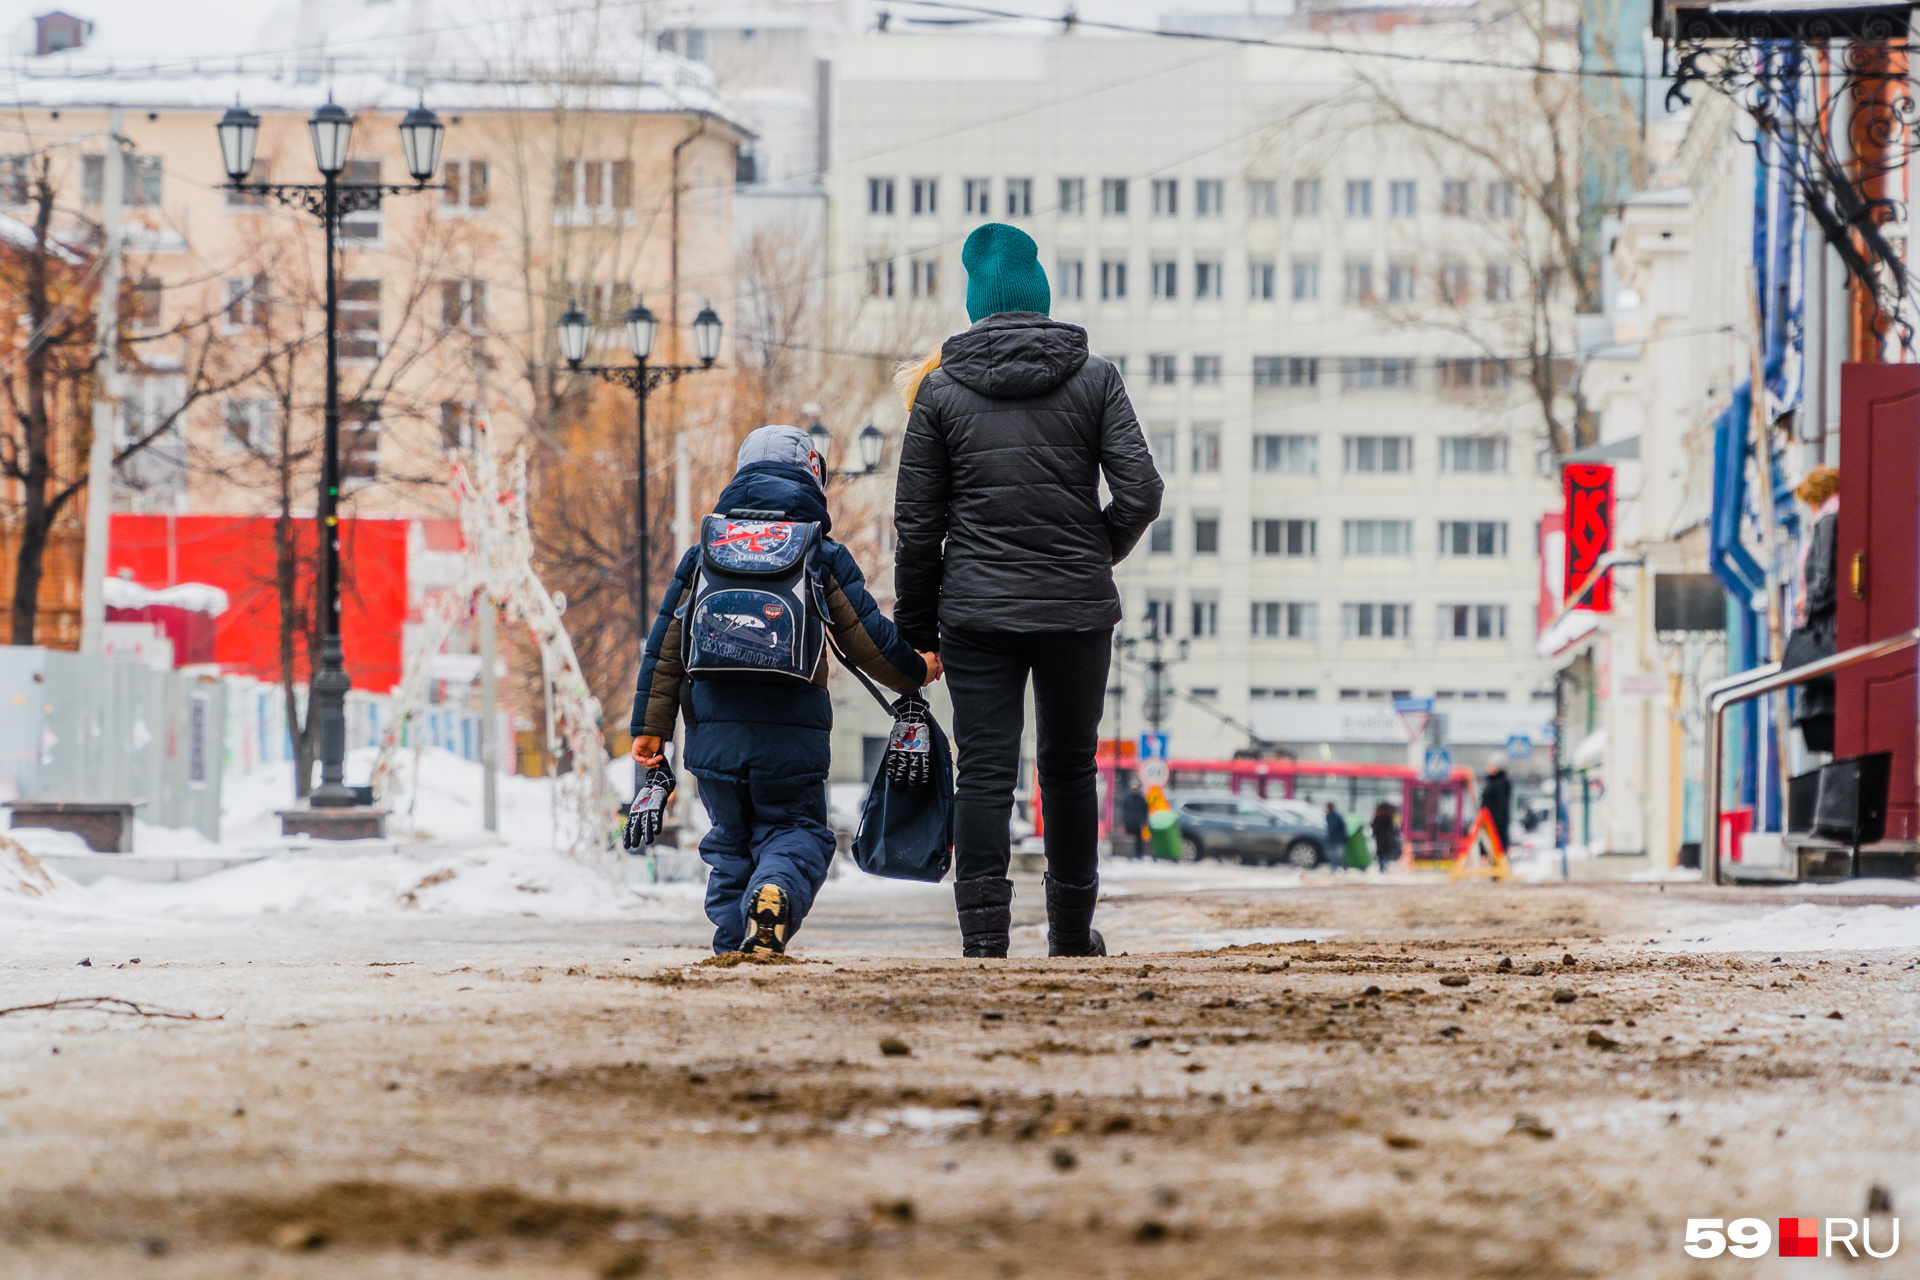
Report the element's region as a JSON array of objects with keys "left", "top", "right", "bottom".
[{"left": 5, "top": 799, "right": 145, "bottom": 853}]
